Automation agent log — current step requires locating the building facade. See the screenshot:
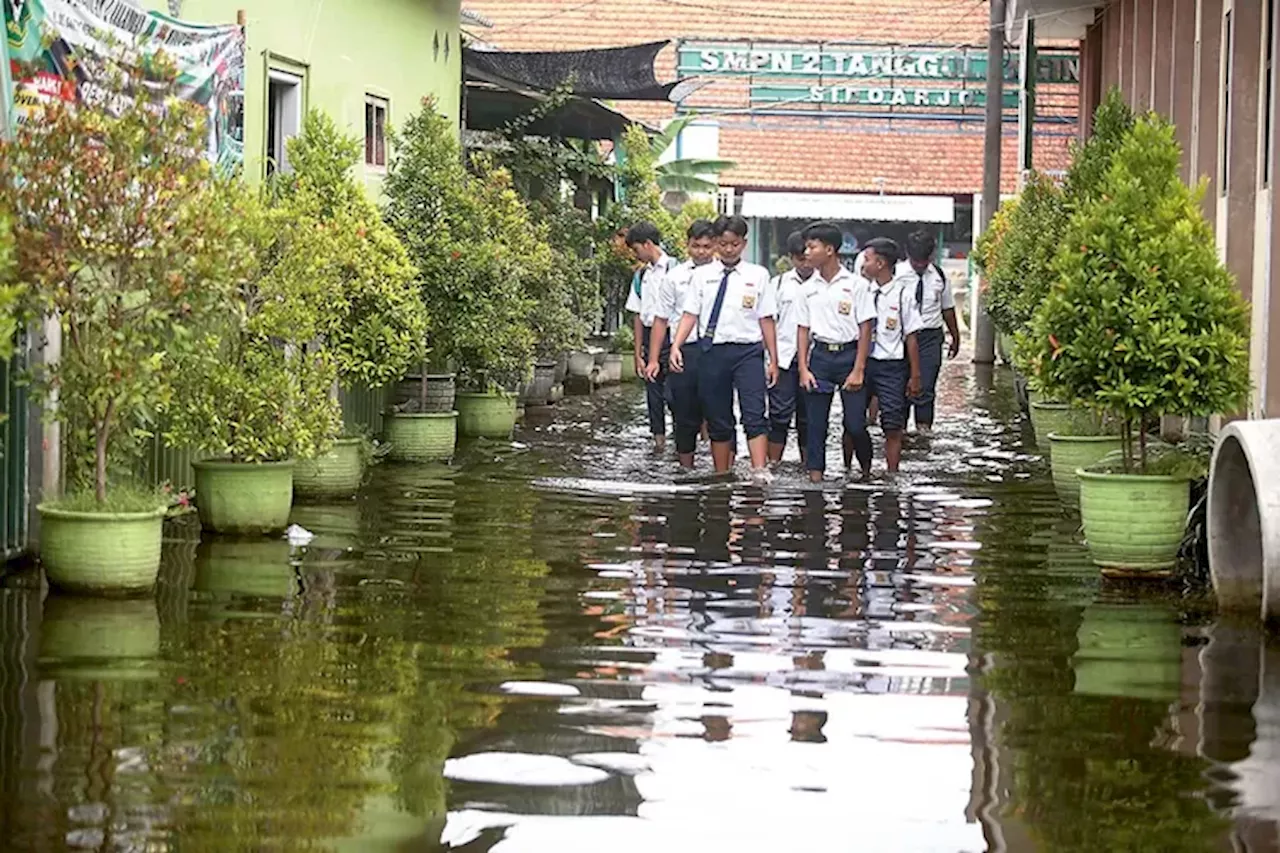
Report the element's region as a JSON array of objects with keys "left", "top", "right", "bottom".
[
  {"left": 150, "top": 0, "right": 463, "bottom": 189},
  {"left": 1008, "top": 0, "right": 1279, "bottom": 419},
  {"left": 464, "top": 0, "right": 1078, "bottom": 270}
]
